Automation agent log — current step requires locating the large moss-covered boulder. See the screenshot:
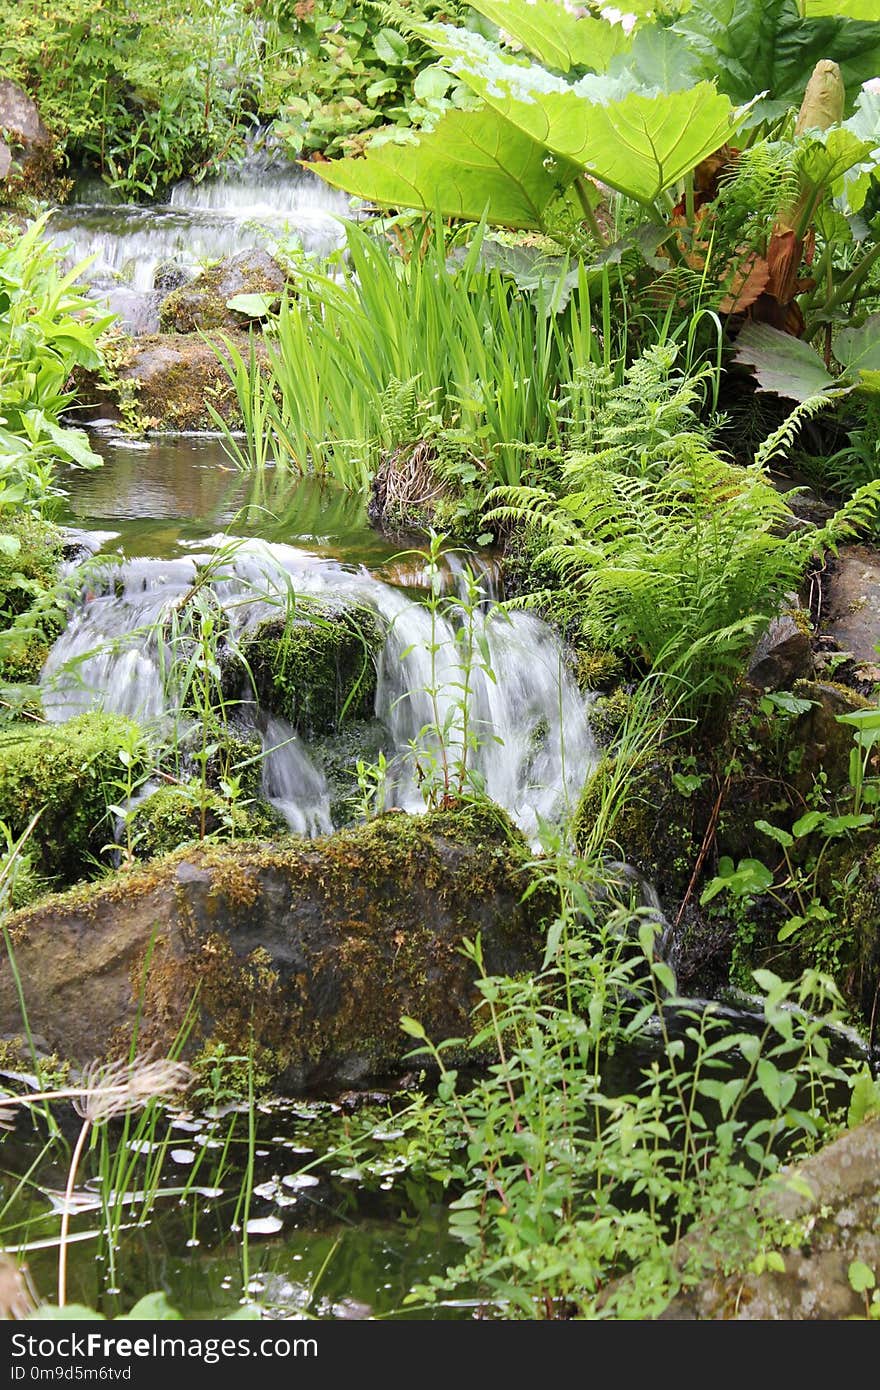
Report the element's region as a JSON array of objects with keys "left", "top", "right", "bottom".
[
  {"left": 0, "top": 713, "right": 143, "bottom": 882},
  {"left": 74, "top": 332, "right": 268, "bottom": 432},
  {"left": 238, "top": 604, "right": 385, "bottom": 737},
  {"left": 158, "top": 250, "right": 285, "bottom": 334},
  {"left": 0, "top": 805, "right": 551, "bottom": 1091}
]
